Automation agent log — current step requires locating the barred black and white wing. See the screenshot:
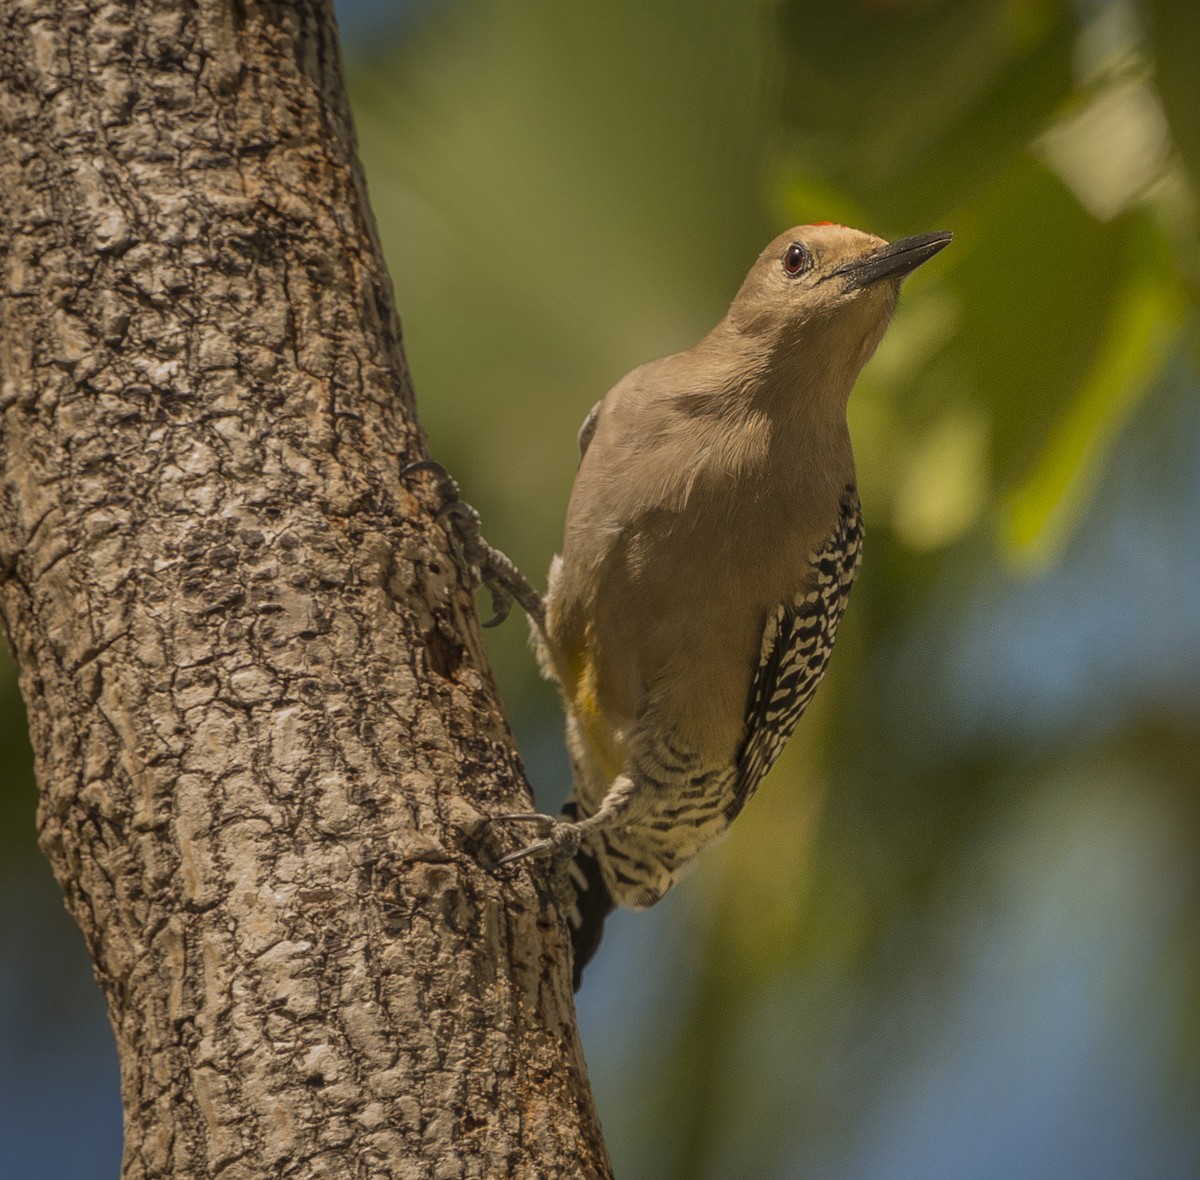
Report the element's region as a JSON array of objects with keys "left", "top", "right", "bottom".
[{"left": 725, "top": 488, "right": 863, "bottom": 823}]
